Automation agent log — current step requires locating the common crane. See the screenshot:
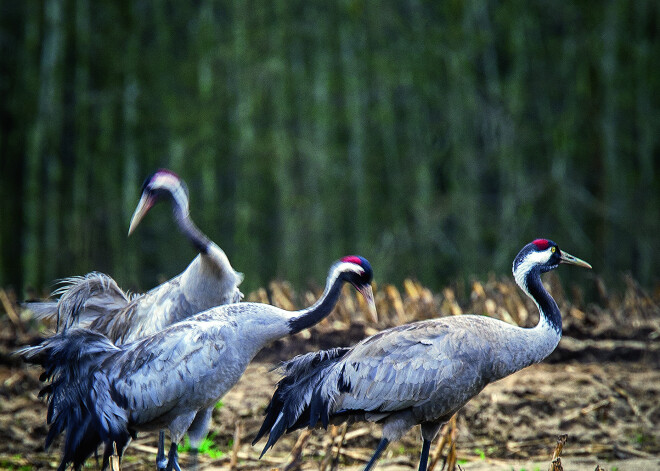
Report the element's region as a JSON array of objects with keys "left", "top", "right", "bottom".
[
  {"left": 27, "top": 168, "right": 243, "bottom": 341},
  {"left": 254, "top": 240, "right": 591, "bottom": 471},
  {"left": 25, "top": 169, "right": 243, "bottom": 469},
  {"left": 20, "top": 256, "right": 377, "bottom": 471}
]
